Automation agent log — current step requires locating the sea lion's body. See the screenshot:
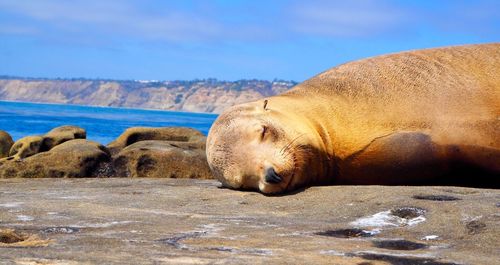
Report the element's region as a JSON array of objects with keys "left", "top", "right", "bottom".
[{"left": 207, "top": 44, "right": 500, "bottom": 194}]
